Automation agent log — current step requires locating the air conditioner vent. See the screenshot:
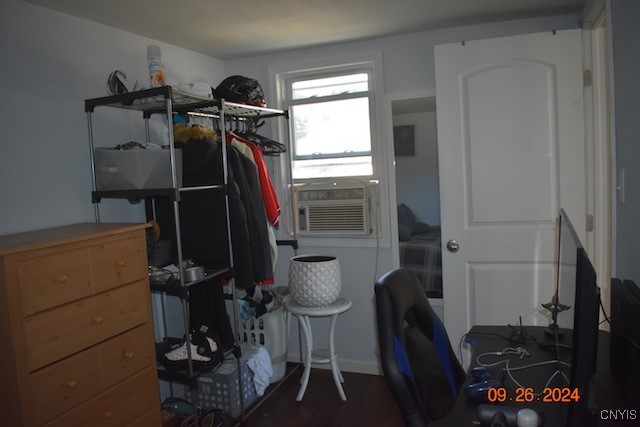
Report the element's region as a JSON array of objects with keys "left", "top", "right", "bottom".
[{"left": 307, "top": 204, "right": 366, "bottom": 231}]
